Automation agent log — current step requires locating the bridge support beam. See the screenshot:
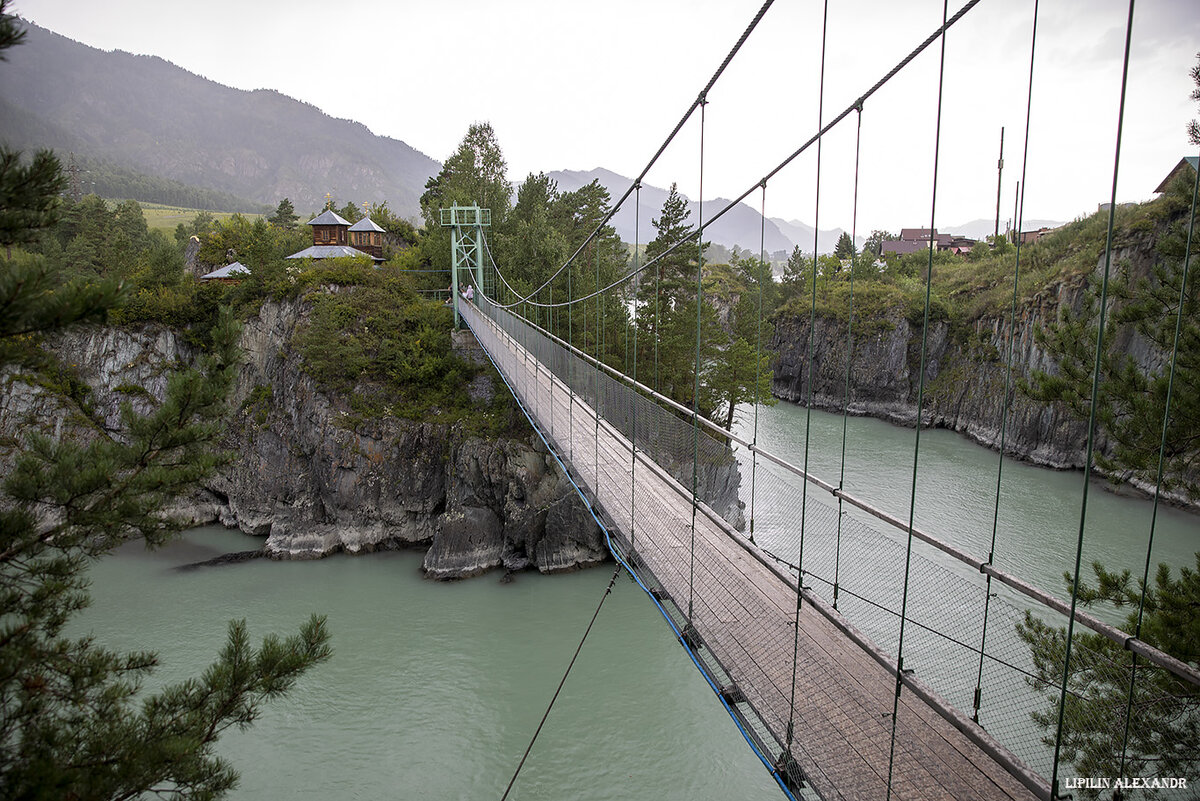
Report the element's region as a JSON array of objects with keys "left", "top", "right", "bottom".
[{"left": 439, "top": 205, "right": 490, "bottom": 326}]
